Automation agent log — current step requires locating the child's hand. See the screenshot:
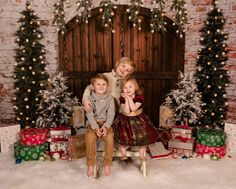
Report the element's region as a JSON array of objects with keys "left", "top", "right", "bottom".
[
  {"left": 121, "top": 93, "right": 126, "bottom": 98},
  {"left": 100, "top": 127, "right": 108, "bottom": 137},
  {"left": 83, "top": 99, "right": 92, "bottom": 112},
  {"left": 95, "top": 128, "right": 103, "bottom": 138}
]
